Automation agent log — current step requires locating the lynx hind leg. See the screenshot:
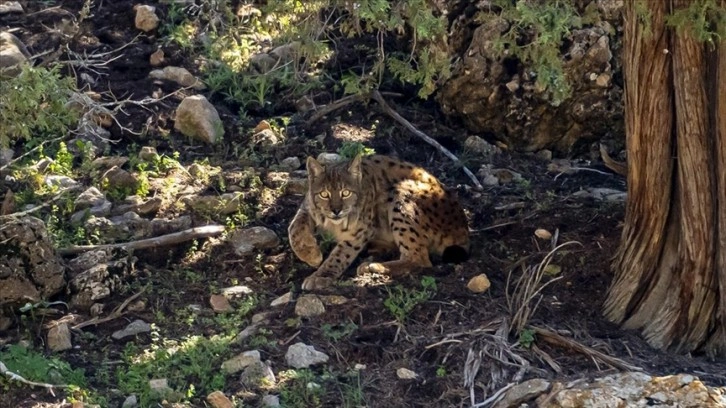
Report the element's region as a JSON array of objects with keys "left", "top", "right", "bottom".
[
  {"left": 288, "top": 208, "right": 323, "bottom": 267},
  {"left": 357, "top": 212, "right": 432, "bottom": 278}
]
